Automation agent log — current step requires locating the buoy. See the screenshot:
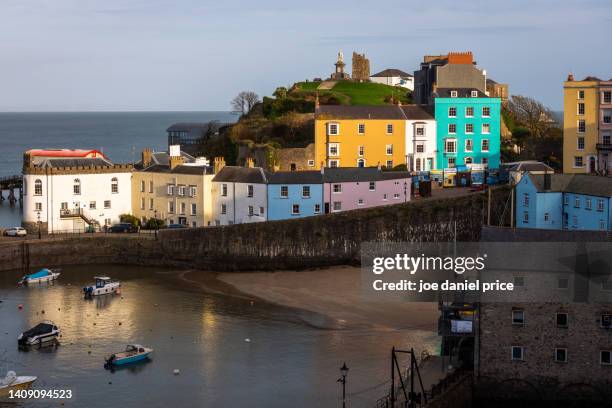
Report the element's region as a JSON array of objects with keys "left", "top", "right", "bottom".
[
  {"left": 250, "top": 301, "right": 254, "bottom": 306},
  {"left": 93, "top": 323, "right": 96, "bottom": 326},
  {"left": 58, "top": 308, "right": 61, "bottom": 311},
  {"left": 41, "top": 310, "right": 45, "bottom": 314},
  {"left": 173, "top": 369, "right": 180, "bottom": 375},
  {"left": 88, "top": 350, "right": 91, "bottom": 354},
  {"left": 244, "top": 338, "right": 251, "bottom": 343},
  {"left": 18, "top": 304, "right": 23, "bottom": 310},
  {"left": 108, "top": 381, "right": 112, "bottom": 385},
  {"left": 118, "top": 322, "right": 122, "bottom": 326}
]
